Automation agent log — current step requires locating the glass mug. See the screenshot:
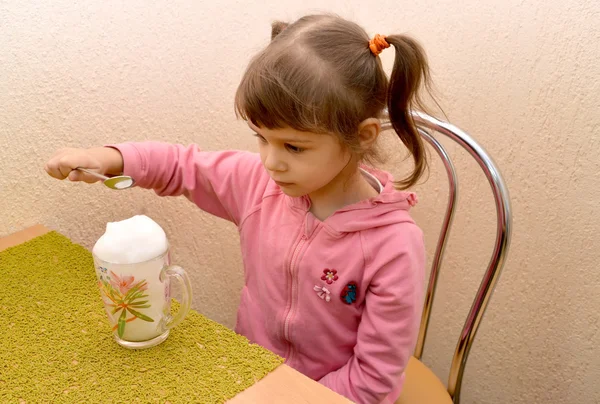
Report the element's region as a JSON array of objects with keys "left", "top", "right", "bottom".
[{"left": 93, "top": 249, "right": 192, "bottom": 349}]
